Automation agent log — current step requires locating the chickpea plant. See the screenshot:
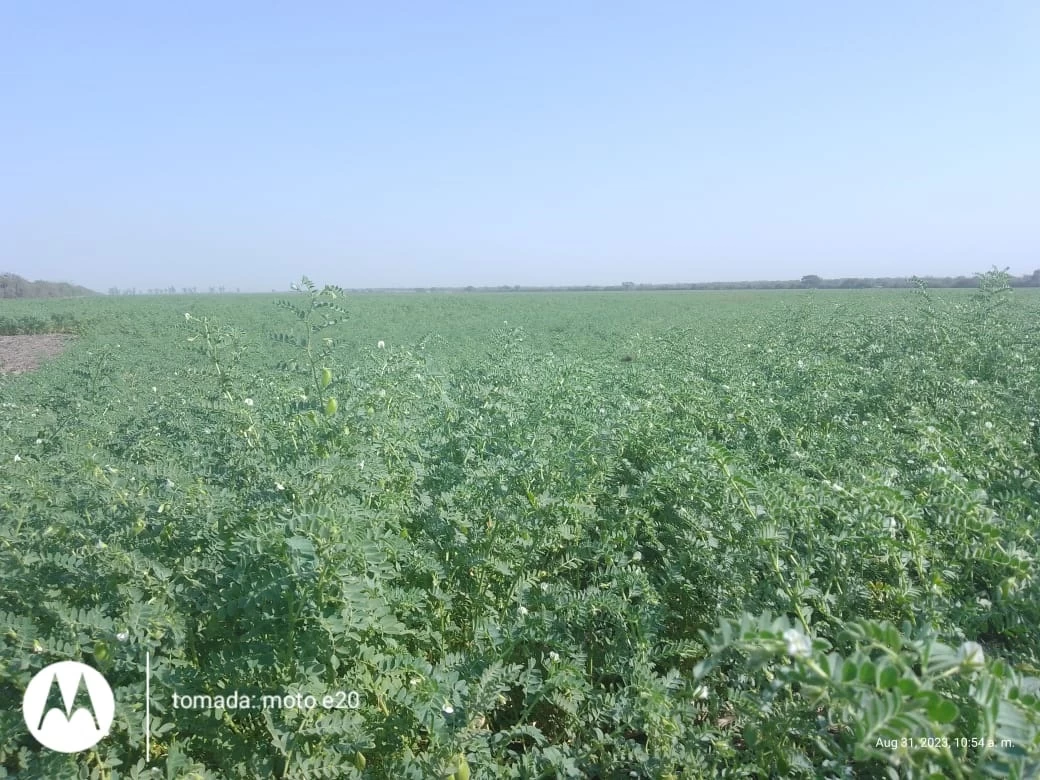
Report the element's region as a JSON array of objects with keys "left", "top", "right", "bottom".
[{"left": 0, "top": 272, "right": 1038, "bottom": 777}]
